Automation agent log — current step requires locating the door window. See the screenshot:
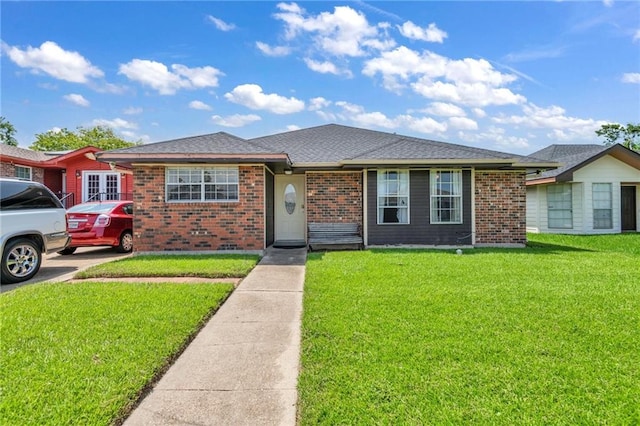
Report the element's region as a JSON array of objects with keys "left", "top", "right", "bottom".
[{"left": 284, "top": 184, "right": 296, "bottom": 215}]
